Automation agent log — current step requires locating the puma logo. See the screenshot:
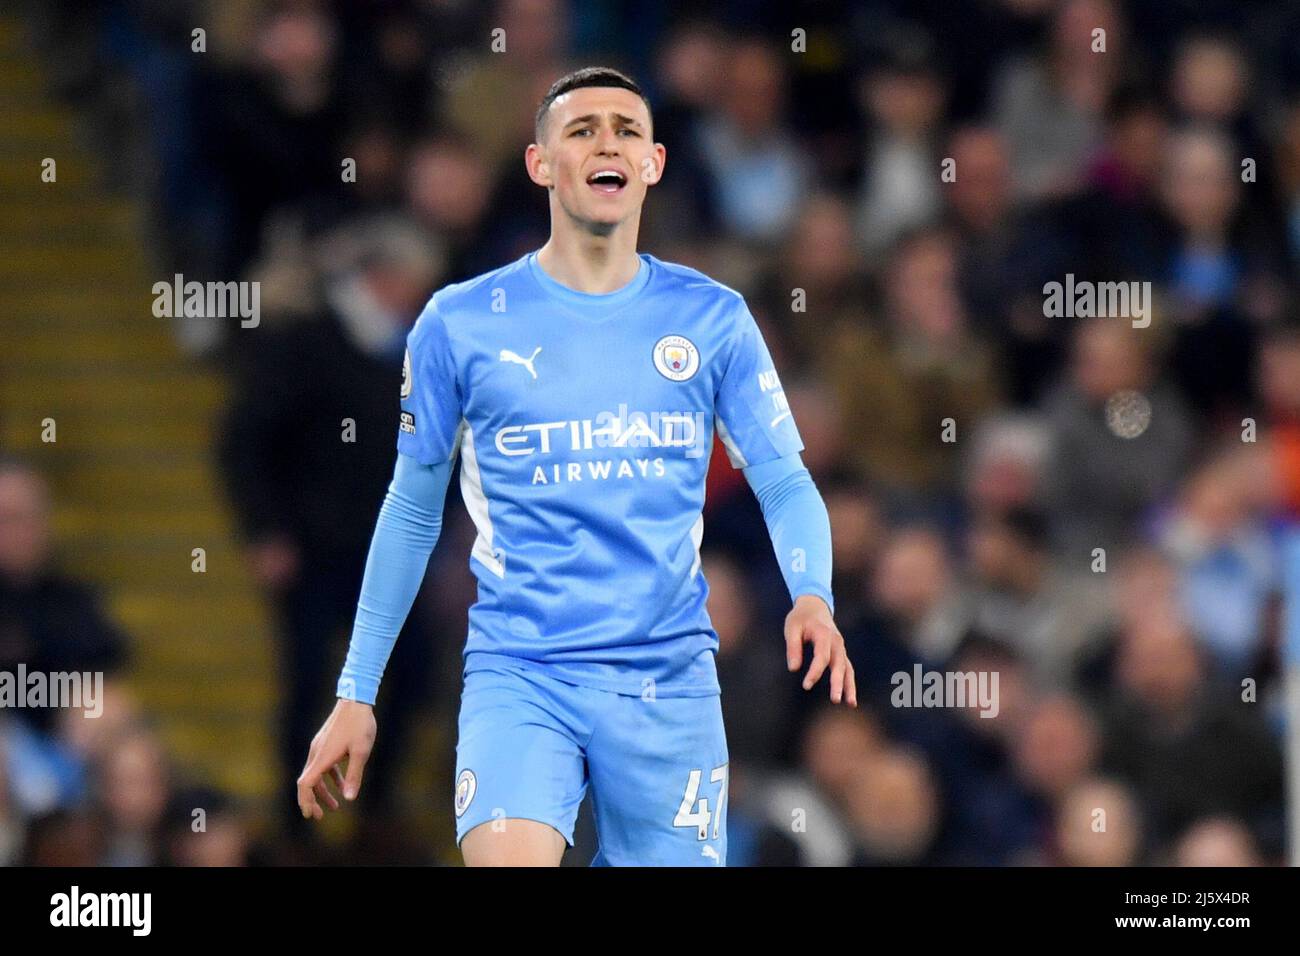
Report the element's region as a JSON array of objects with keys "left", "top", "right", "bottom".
[
  {"left": 701, "top": 845, "right": 721, "bottom": 865},
  {"left": 499, "top": 346, "right": 541, "bottom": 380}
]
